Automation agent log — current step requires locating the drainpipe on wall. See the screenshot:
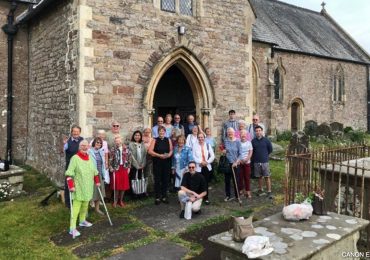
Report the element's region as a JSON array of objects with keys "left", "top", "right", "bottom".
[
  {"left": 367, "top": 66, "right": 370, "bottom": 132},
  {"left": 2, "top": 1, "right": 18, "bottom": 164}
]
